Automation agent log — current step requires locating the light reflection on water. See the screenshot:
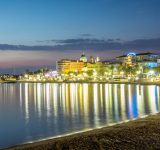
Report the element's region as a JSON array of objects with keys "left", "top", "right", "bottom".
[{"left": 0, "top": 83, "right": 160, "bottom": 148}]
